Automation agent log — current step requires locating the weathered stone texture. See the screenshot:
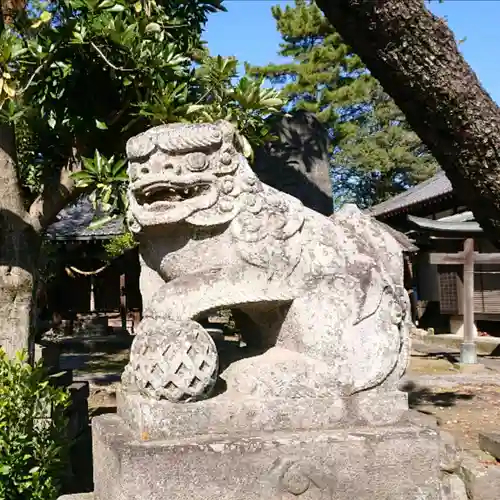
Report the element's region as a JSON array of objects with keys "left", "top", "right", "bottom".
[
  {"left": 458, "top": 451, "right": 500, "bottom": 500},
  {"left": 117, "top": 389, "right": 408, "bottom": 440},
  {"left": 478, "top": 431, "right": 500, "bottom": 460},
  {"left": 123, "top": 120, "right": 411, "bottom": 410},
  {"left": 92, "top": 414, "right": 442, "bottom": 500},
  {"left": 76, "top": 121, "right": 452, "bottom": 500}
]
